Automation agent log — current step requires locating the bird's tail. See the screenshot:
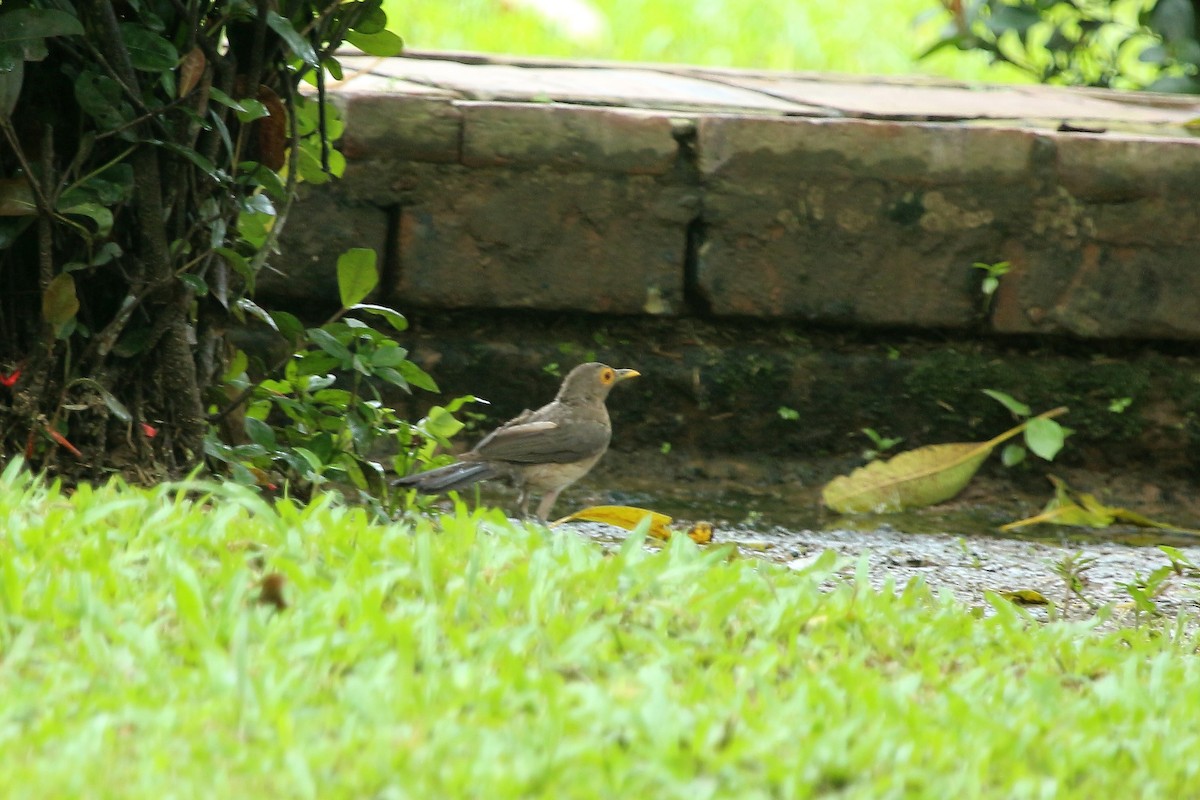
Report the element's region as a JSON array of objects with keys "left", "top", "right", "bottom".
[{"left": 393, "top": 461, "right": 497, "bottom": 494}]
